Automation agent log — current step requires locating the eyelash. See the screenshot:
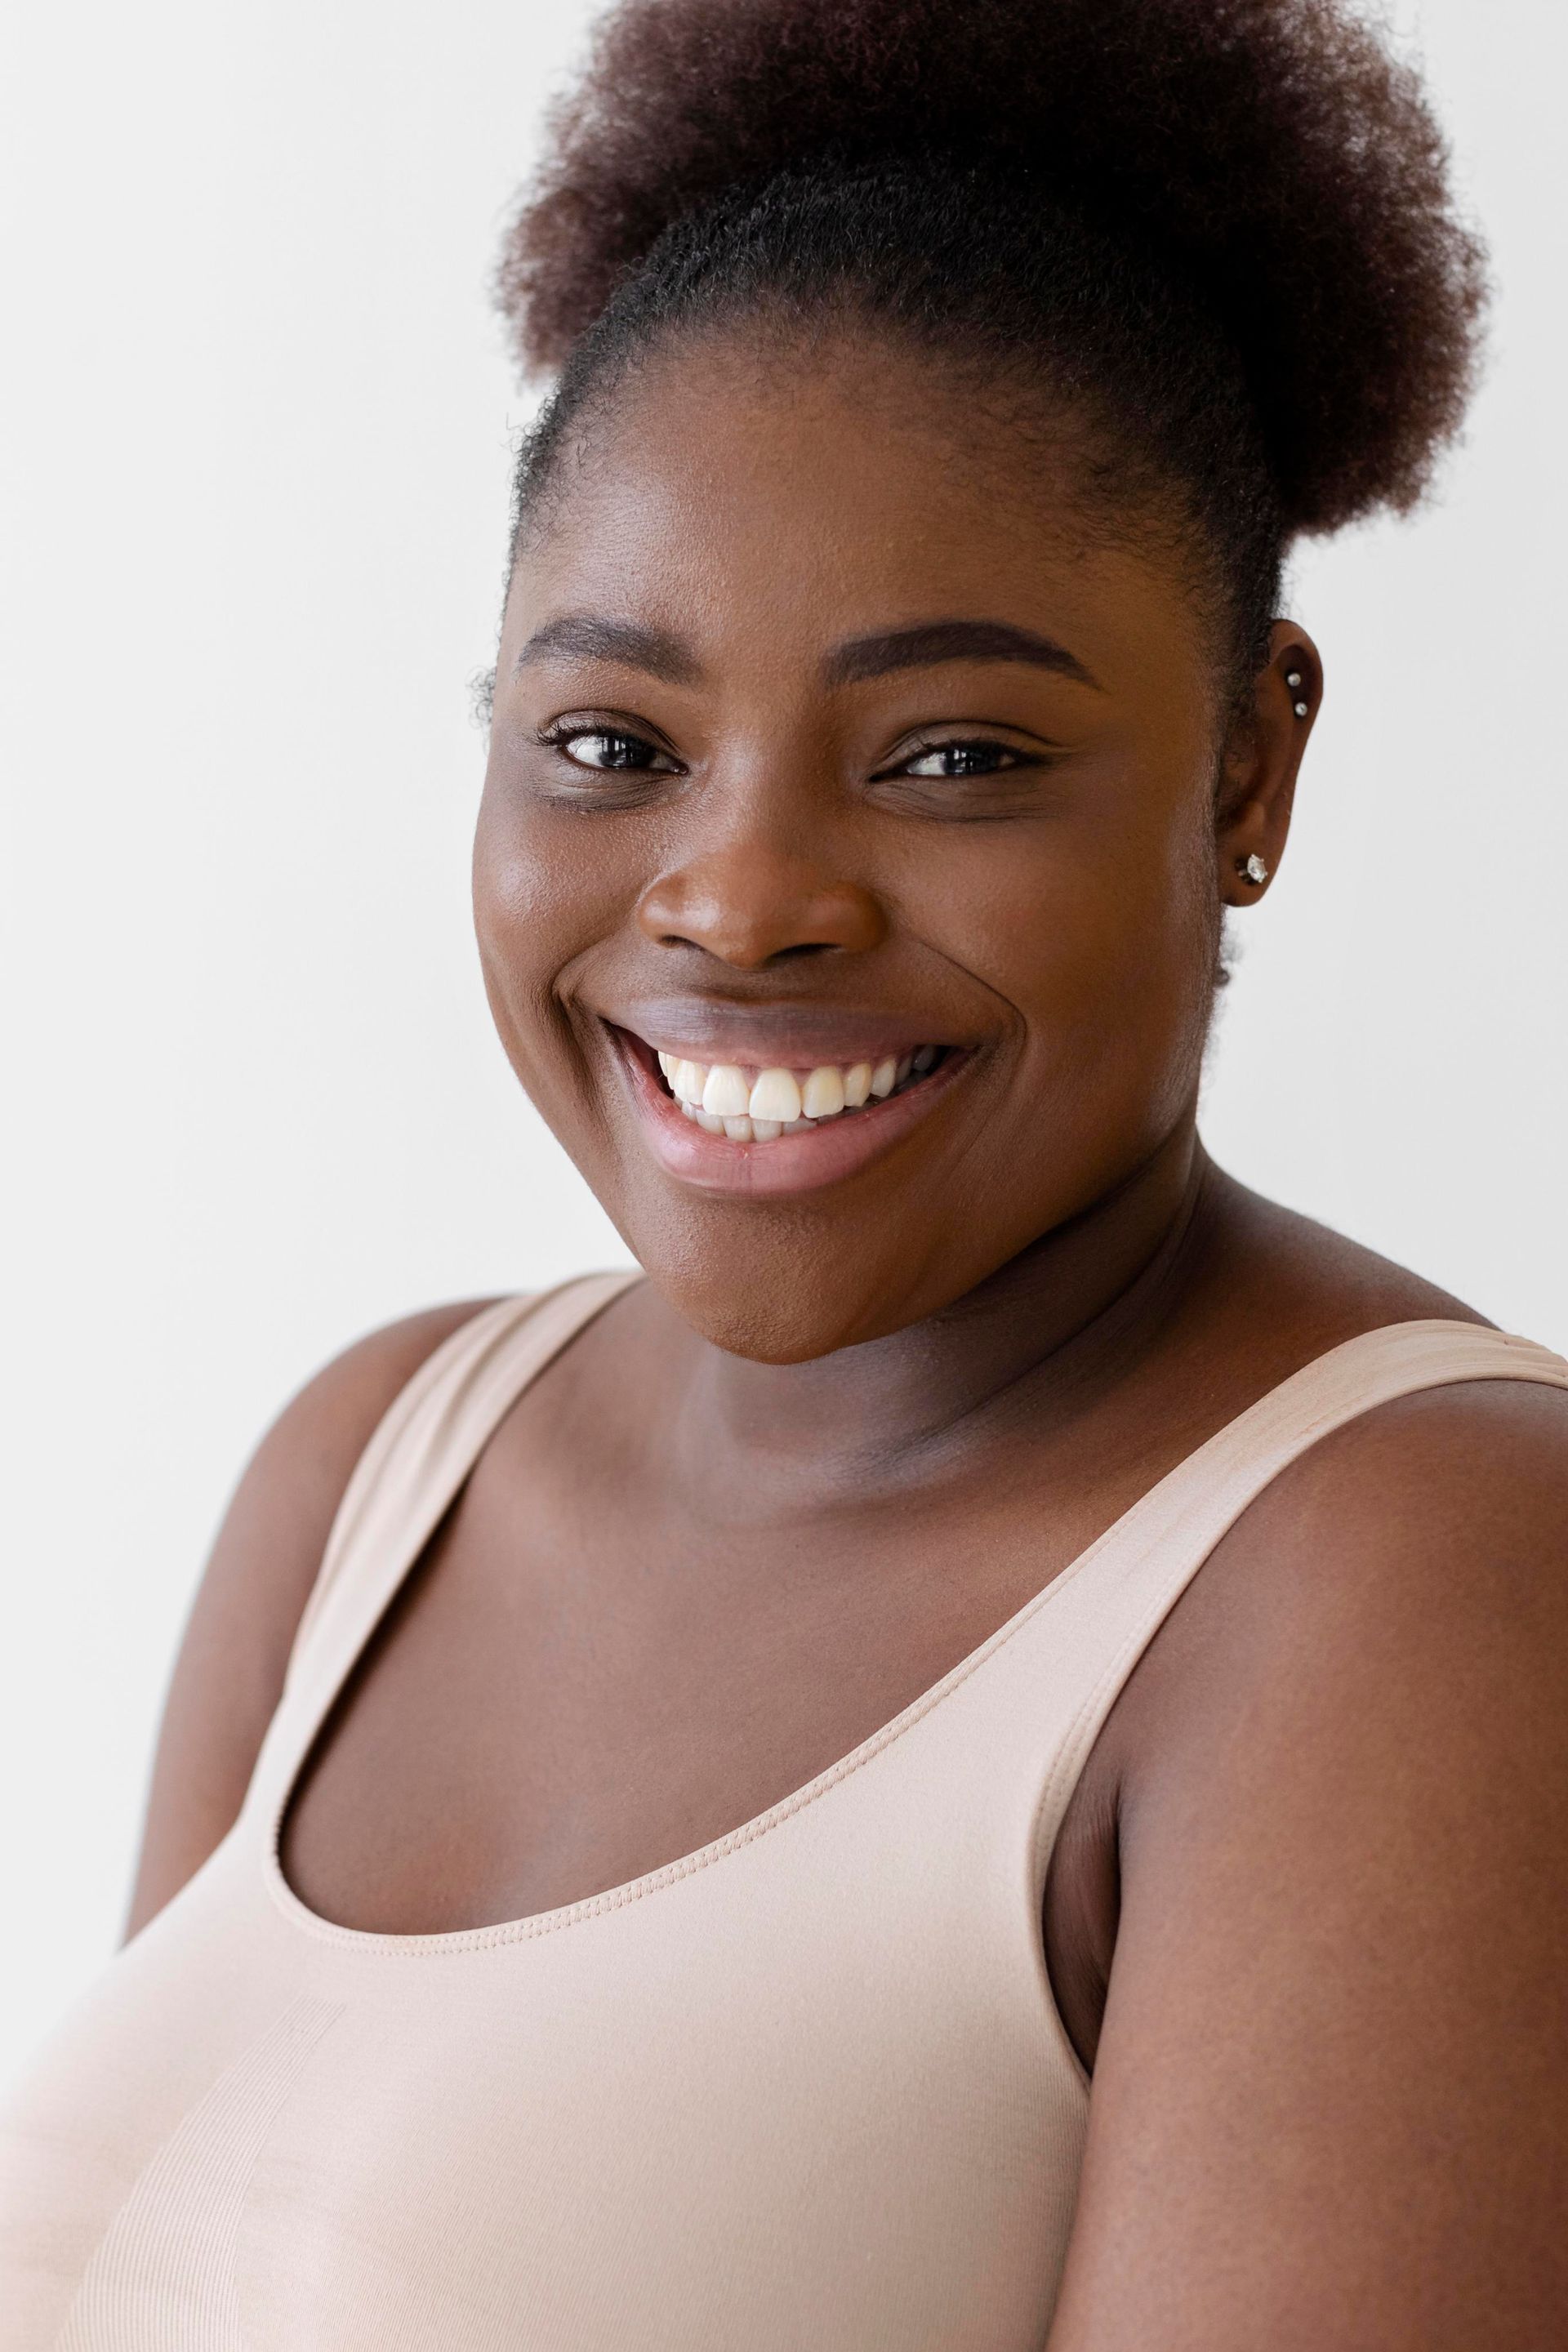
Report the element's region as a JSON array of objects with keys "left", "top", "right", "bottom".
[
  {"left": 537, "top": 723, "right": 679, "bottom": 774},
  {"left": 536, "top": 722, "right": 1056, "bottom": 783},
  {"left": 882, "top": 741, "right": 1039, "bottom": 782}
]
